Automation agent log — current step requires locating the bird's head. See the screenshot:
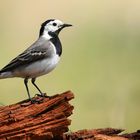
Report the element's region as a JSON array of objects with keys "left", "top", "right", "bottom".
[{"left": 39, "top": 19, "right": 72, "bottom": 39}]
